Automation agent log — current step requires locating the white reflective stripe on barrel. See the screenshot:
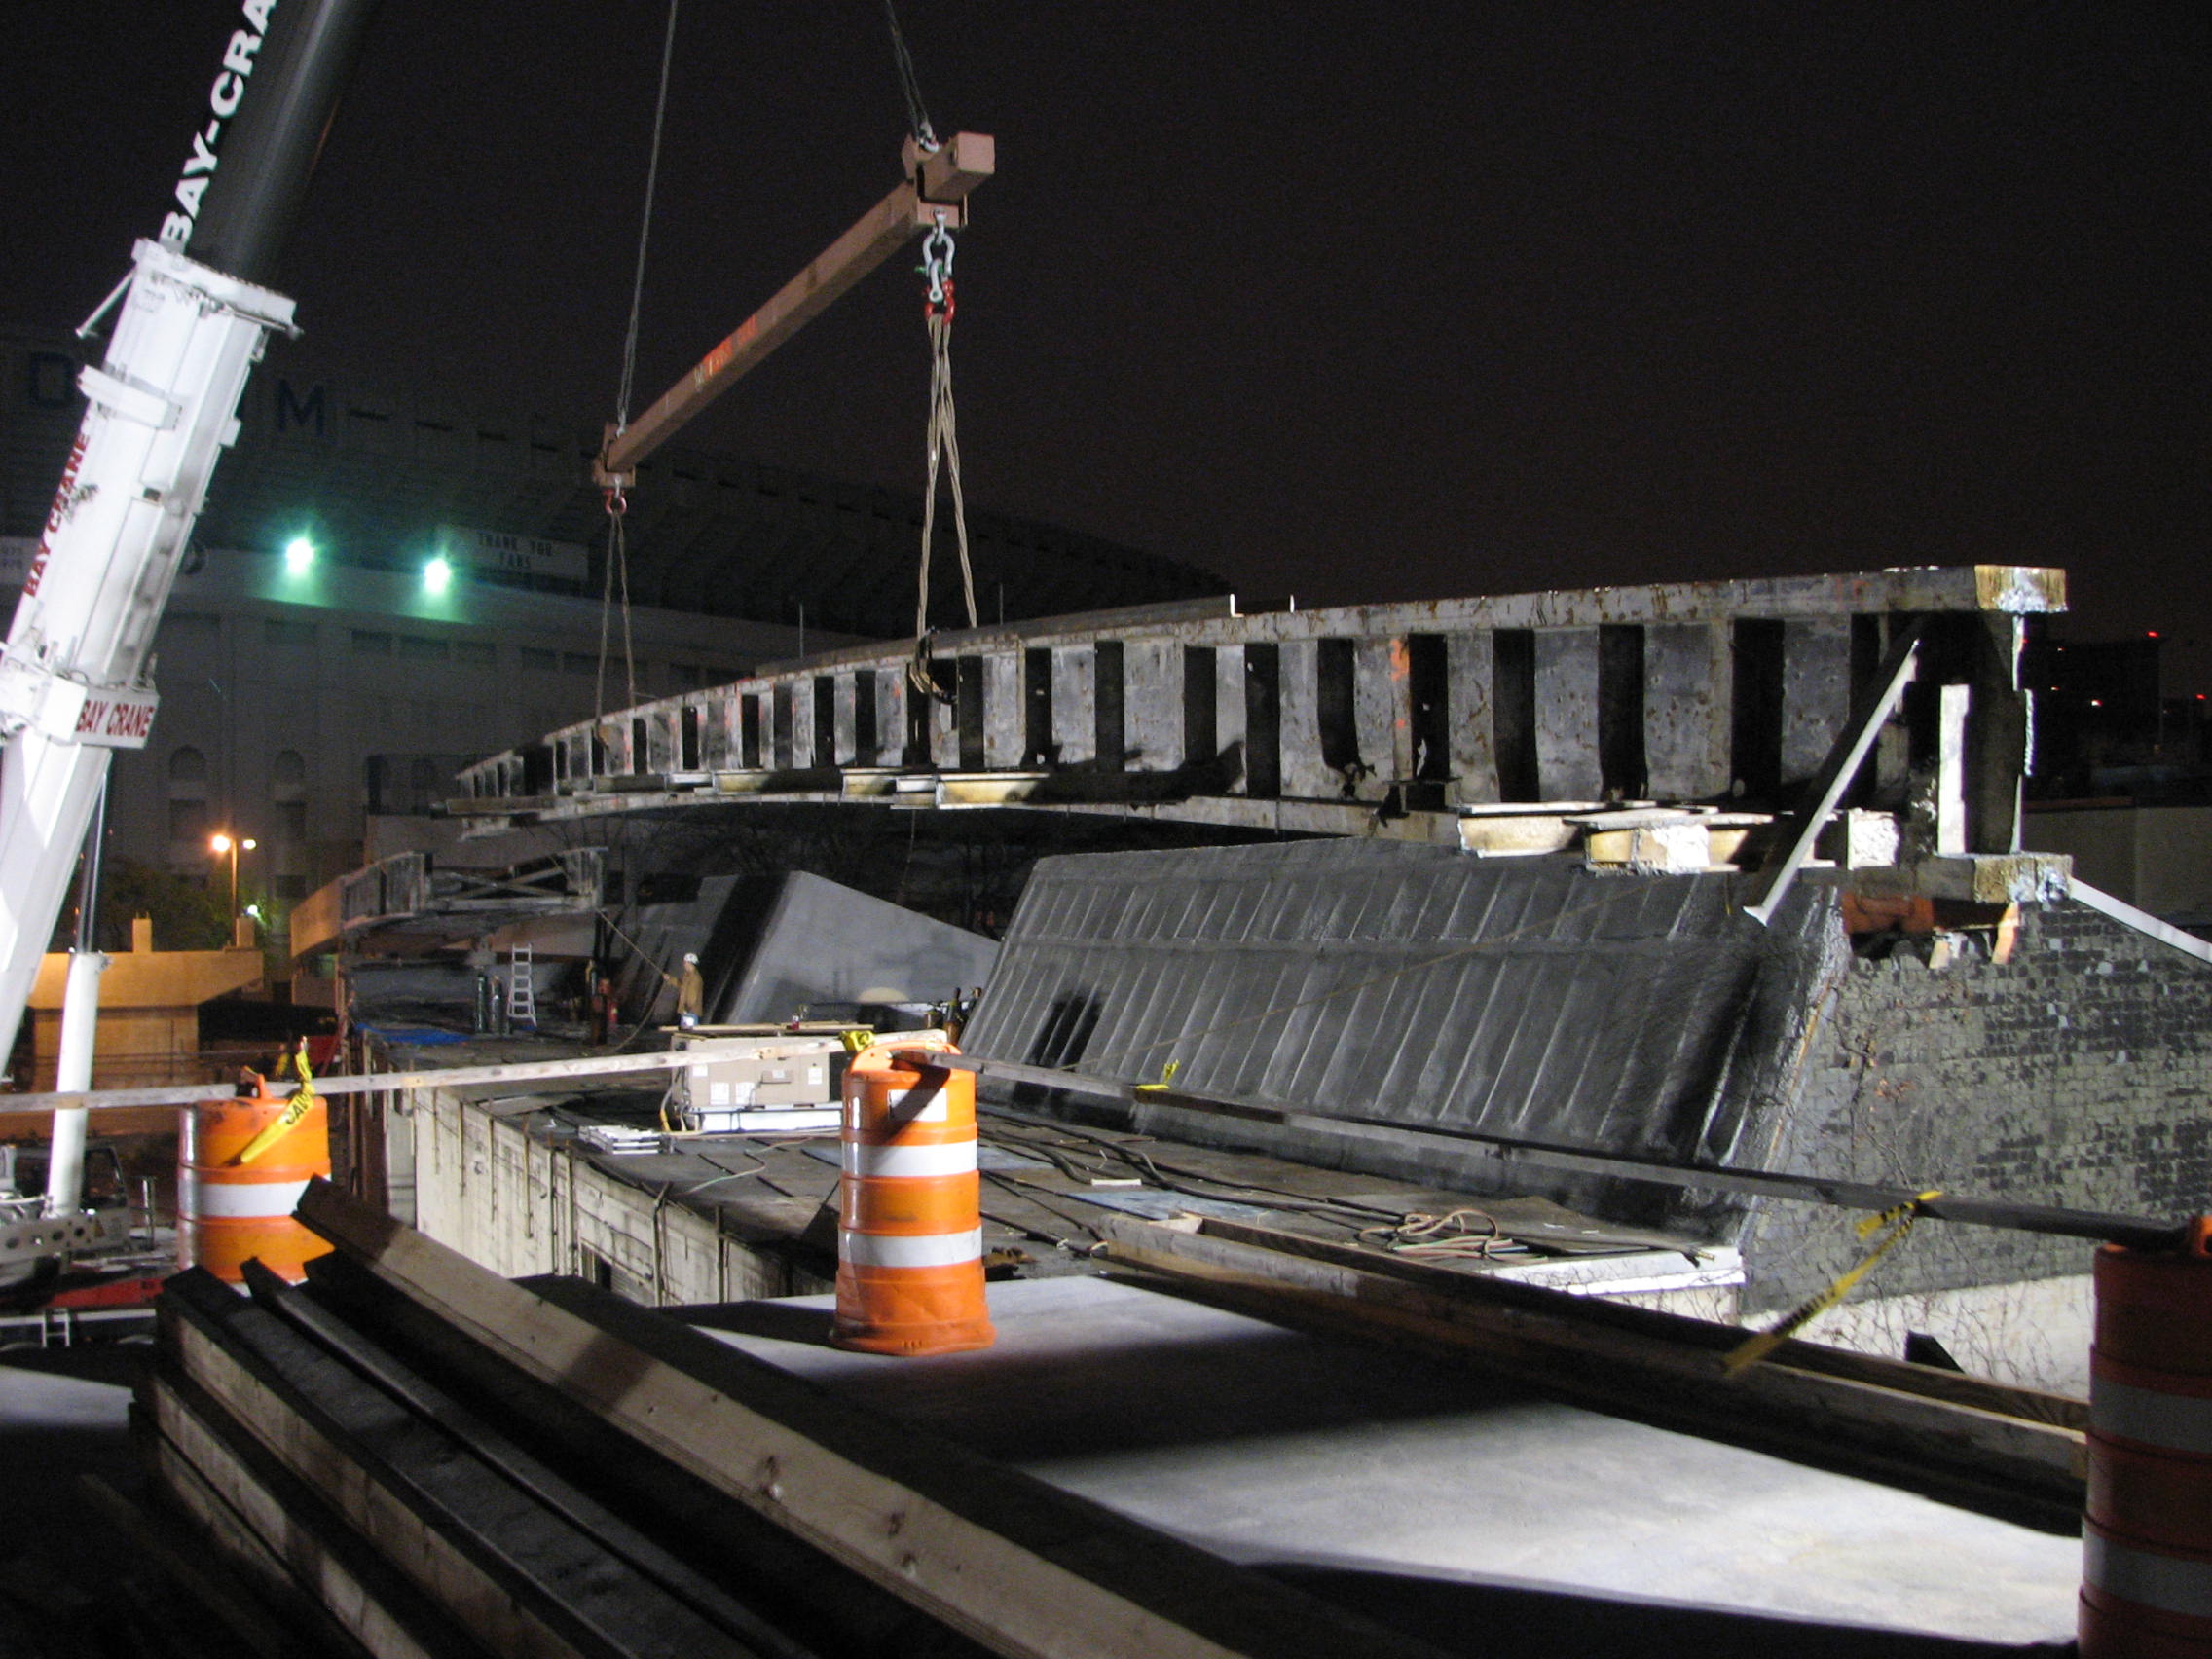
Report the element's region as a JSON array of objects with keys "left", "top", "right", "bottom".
[
  {"left": 887, "top": 1085, "right": 950, "bottom": 1123},
  {"left": 2086, "top": 1530, "right": 2212, "bottom": 1620},
  {"left": 838, "top": 1228, "right": 983, "bottom": 1269},
  {"left": 842, "top": 1140, "right": 977, "bottom": 1179},
  {"left": 2094, "top": 1372, "right": 2212, "bottom": 1457},
  {"left": 180, "top": 1173, "right": 313, "bottom": 1220}
]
